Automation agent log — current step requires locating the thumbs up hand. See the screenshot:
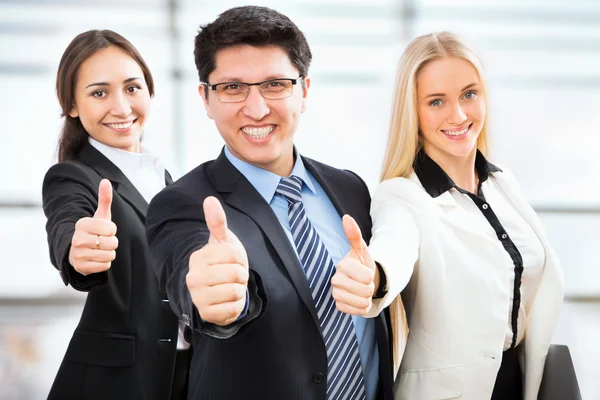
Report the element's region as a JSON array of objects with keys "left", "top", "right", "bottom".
[
  {"left": 186, "top": 197, "right": 249, "bottom": 326},
  {"left": 331, "top": 215, "right": 380, "bottom": 315},
  {"left": 69, "top": 179, "right": 119, "bottom": 276}
]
